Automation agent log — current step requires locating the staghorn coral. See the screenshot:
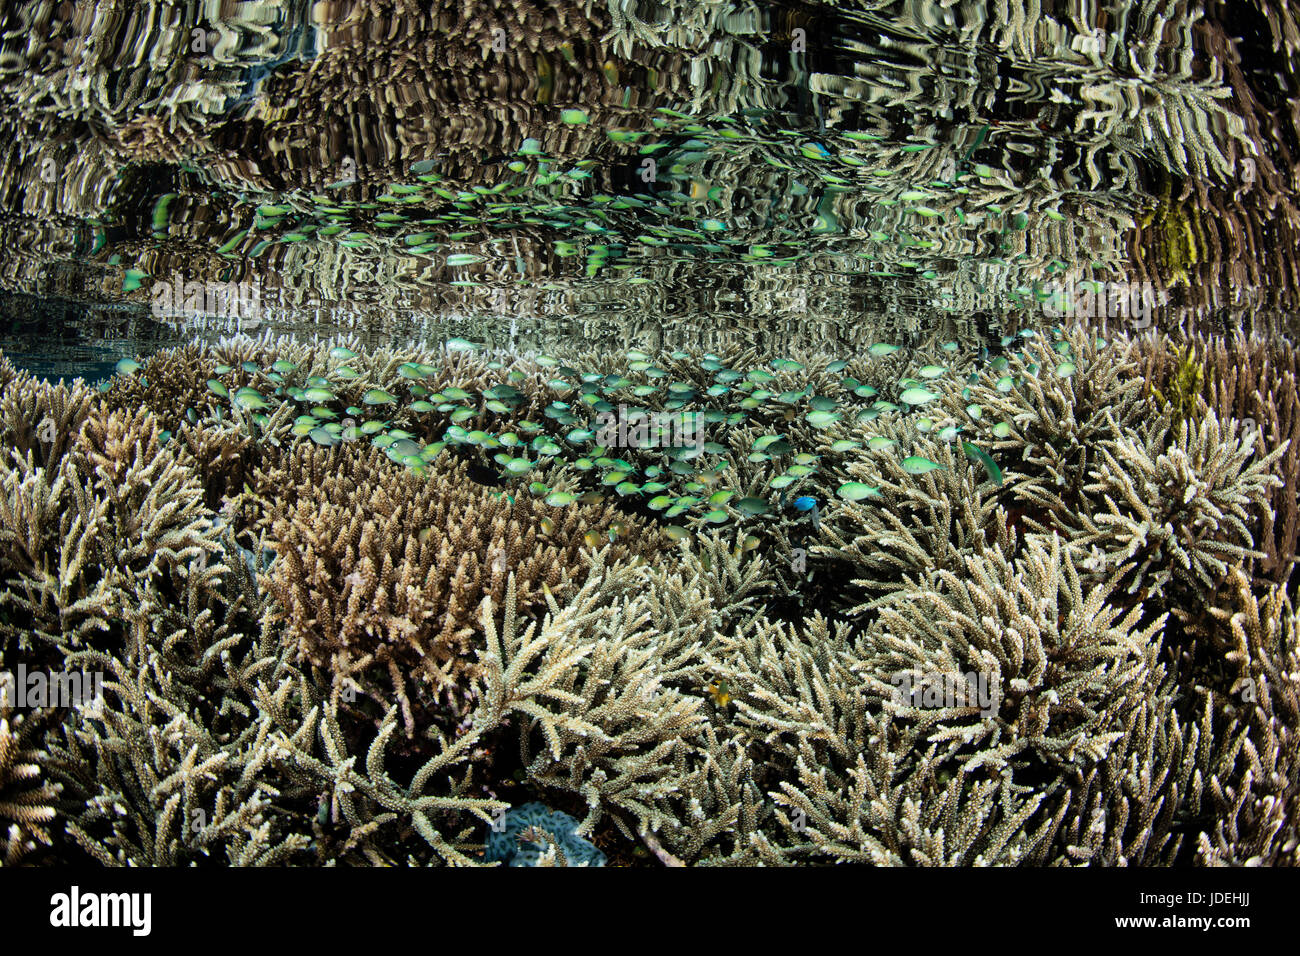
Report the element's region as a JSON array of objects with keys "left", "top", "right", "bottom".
[
  {"left": 1201, "top": 334, "right": 1300, "bottom": 588},
  {"left": 262, "top": 567, "right": 712, "bottom": 868},
  {"left": 1193, "top": 569, "right": 1300, "bottom": 865},
  {"left": 679, "top": 529, "right": 778, "bottom": 631},
  {"left": 0, "top": 396, "right": 223, "bottom": 664},
  {"left": 480, "top": 554, "right": 764, "bottom": 864},
  {"left": 714, "top": 608, "right": 1068, "bottom": 865},
  {"left": 1051, "top": 676, "right": 1217, "bottom": 865},
  {"left": 0, "top": 324, "right": 1296, "bottom": 868},
  {"left": 0, "top": 705, "right": 59, "bottom": 865},
  {"left": 100, "top": 344, "right": 218, "bottom": 432},
  {"left": 74, "top": 405, "right": 222, "bottom": 599},
  {"left": 853, "top": 533, "right": 1166, "bottom": 778},
  {"left": 0, "top": 446, "right": 117, "bottom": 654},
  {"left": 709, "top": 532, "right": 1265, "bottom": 866},
  {"left": 952, "top": 328, "right": 1152, "bottom": 530},
  {"left": 1077, "top": 409, "right": 1286, "bottom": 601},
  {"left": 1079, "top": 567, "right": 1300, "bottom": 867},
  {"left": 266, "top": 692, "right": 503, "bottom": 867},
  {"left": 251, "top": 443, "right": 665, "bottom": 734},
  {"left": 46, "top": 646, "right": 312, "bottom": 867},
  {"left": 1136, "top": 331, "right": 1300, "bottom": 587},
  {"left": 37, "top": 500, "right": 501, "bottom": 867},
  {"left": 176, "top": 416, "right": 257, "bottom": 513},
  {"left": 818, "top": 433, "right": 1017, "bottom": 608},
  {"left": 0, "top": 371, "right": 98, "bottom": 473},
  {"left": 36, "top": 499, "right": 321, "bottom": 866}
]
